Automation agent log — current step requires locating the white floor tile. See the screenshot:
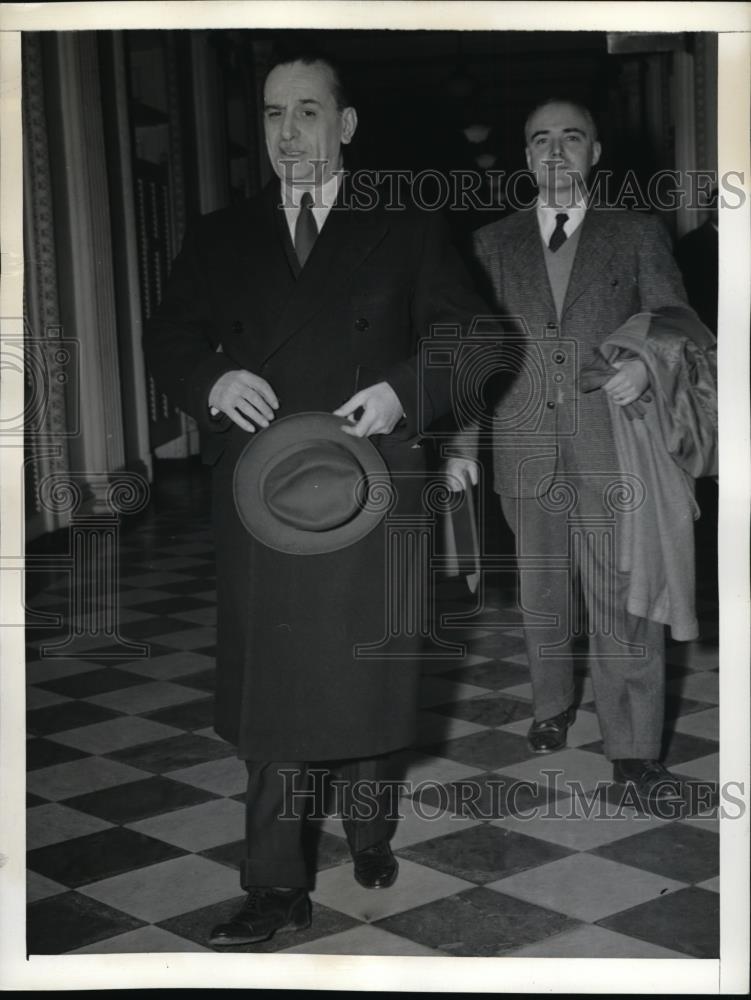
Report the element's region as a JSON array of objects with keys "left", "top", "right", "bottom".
[
  {"left": 486, "top": 853, "right": 686, "bottom": 922},
  {"left": 311, "top": 857, "right": 473, "bottom": 922},
  {"left": 126, "top": 798, "right": 245, "bottom": 851},
  {"left": 79, "top": 855, "right": 240, "bottom": 922}
]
